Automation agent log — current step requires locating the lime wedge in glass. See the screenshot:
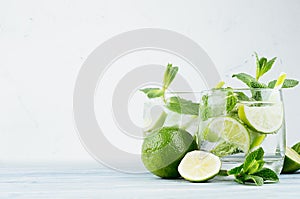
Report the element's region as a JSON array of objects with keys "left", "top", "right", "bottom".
[
  {"left": 238, "top": 103, "right": 283, "bottom": 134},
  {"left": 178, "top": 150, "right": 221, "bottom": 182},
  {"left": 203, "top": 117, "right": 250, "bottom": 155}
]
